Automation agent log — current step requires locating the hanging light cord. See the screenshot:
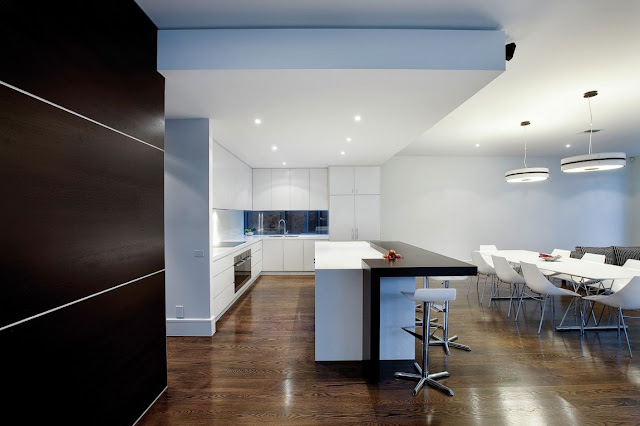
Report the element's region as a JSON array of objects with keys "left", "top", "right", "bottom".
[
  {"left": 587, "top": 96, "right": 594, "bottom": 154},
  {"left": 523, "top": 124, "right": 528, "bottom": 168}
]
